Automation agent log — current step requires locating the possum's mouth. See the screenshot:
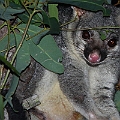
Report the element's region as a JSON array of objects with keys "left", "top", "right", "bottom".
[{"left": 84, "top": 49, "right": 107, "bottom": 66}]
